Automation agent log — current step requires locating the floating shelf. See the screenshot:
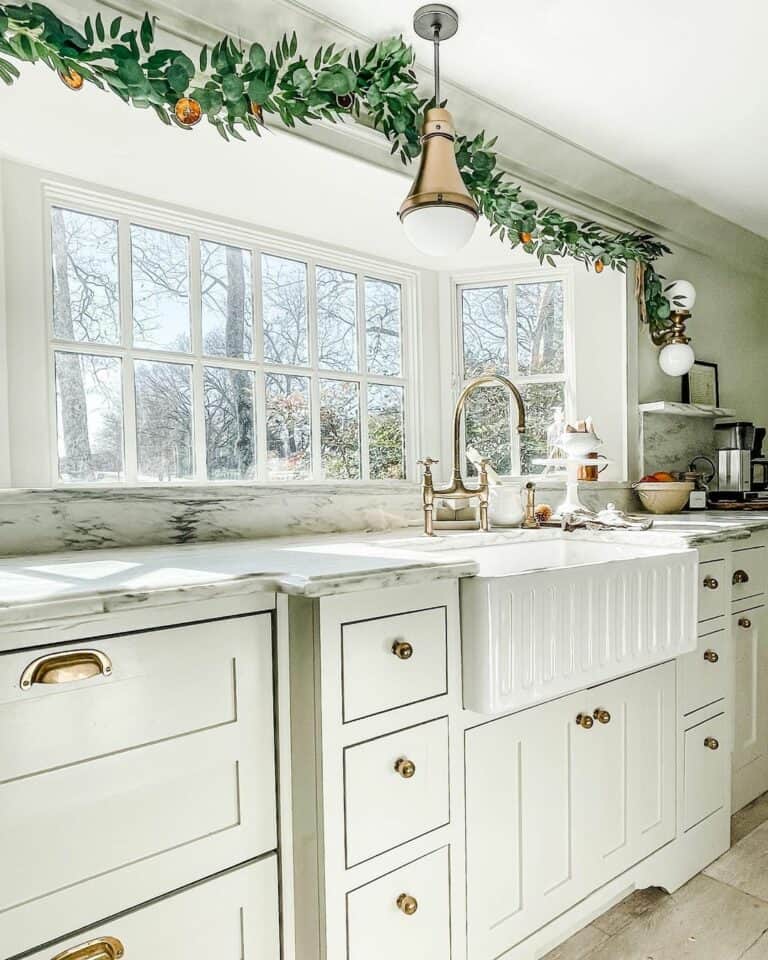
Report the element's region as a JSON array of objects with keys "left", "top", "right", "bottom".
[{"left": 638, "top": 401, "right": 736, "bottom": 419}]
